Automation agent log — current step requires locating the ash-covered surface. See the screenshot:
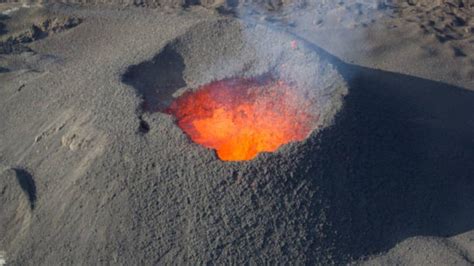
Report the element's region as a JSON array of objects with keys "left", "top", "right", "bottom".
[
  {"left": 1, "top": 2, "right": 474, "bottom": 265},
  {"left": 0, "top": 6, "right": 81, "bottom": 54}
]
